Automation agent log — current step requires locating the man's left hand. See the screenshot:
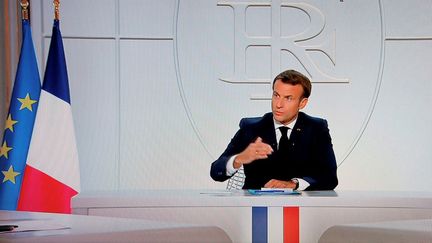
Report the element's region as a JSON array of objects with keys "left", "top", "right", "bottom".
[{"left": 264, "top": 179, "right": 297, "bottom": 189}]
